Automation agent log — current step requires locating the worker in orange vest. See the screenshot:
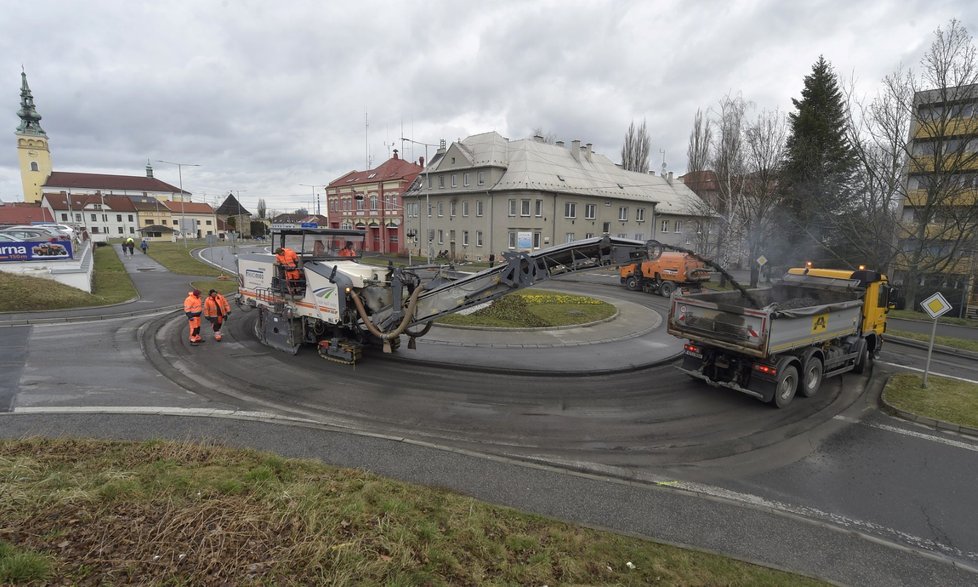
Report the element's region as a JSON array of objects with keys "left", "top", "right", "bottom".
[
  {"left": 274, "top": 246, "right": 301, "bottom": 281},
  {"left": 183, "top": 289, "right": 203, "bottom": 345},
  {"left": 338, "top": 241, "right": 356, "bottom": 257},
  {"left": 203, "top": 289, "right": 232, "bottom": 342}
]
